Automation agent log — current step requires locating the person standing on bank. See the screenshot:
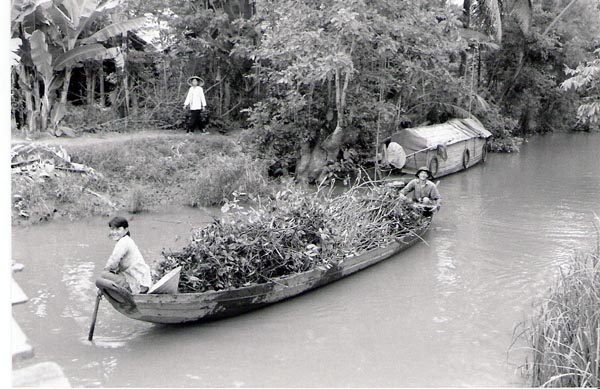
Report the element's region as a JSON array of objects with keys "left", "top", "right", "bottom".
[
  {"left": 183, "top": 76, "right": 208, "bottom": 134},
  {"left": 99, "top": 216, "right": 152, "bottom": 294},
  {"left": 399, "top": 166, "right": 441, "bottom": 215}
]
